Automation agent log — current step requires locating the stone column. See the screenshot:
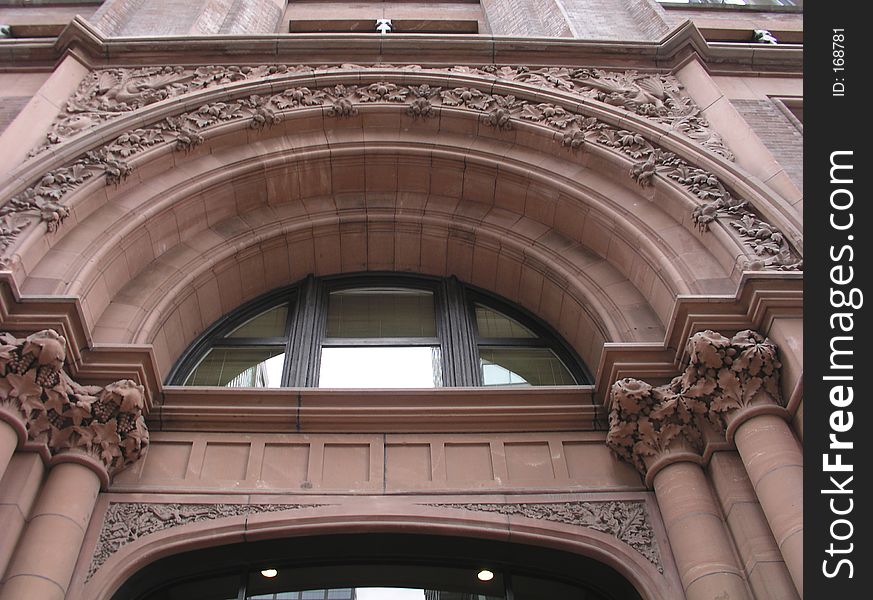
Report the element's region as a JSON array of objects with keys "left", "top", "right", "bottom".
[
  {"left": 708, "top": 451, "right": 800, "bottom": 600},
  {"left": 0, "top": 461, "right": 102, "bottom": 600},
  {"left": 0, "top": 453, "right": 45, "bottom": 583},
  {"left": 0, "top": 330, "right": 149, "bottom": 600},
  {"left": 682, "top": 330, "right": 803, "bottom": 596},
  {"left": 607, "top": 379, "right": 751, "bottom": 600},
  {"left": 0, "top": 417, "right": 19, "bottom": 480}
]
